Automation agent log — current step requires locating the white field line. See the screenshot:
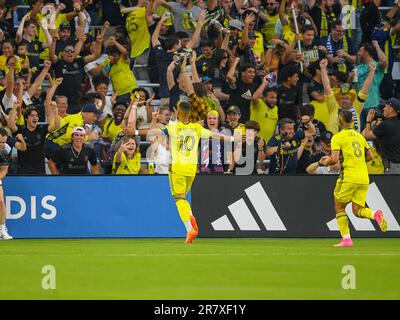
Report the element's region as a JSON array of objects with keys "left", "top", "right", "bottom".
[{"left": 0, "top": 252, "right": 400, "bottom": 257}]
